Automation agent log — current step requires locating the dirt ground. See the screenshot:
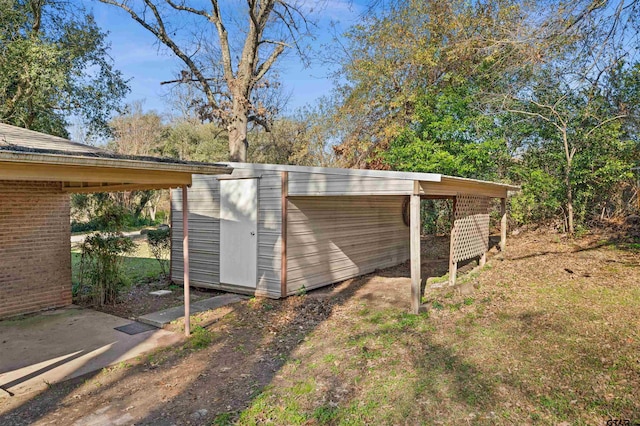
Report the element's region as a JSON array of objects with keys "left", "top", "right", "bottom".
[
  {"left": 73, "top": 237, "right": 222, "bottom": 320},
  {"left": 93, "top": 280, "right": 221, "bottom": 319},
  {"left": 1, "top": 229, "right": 639, "bottom": 425}
]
